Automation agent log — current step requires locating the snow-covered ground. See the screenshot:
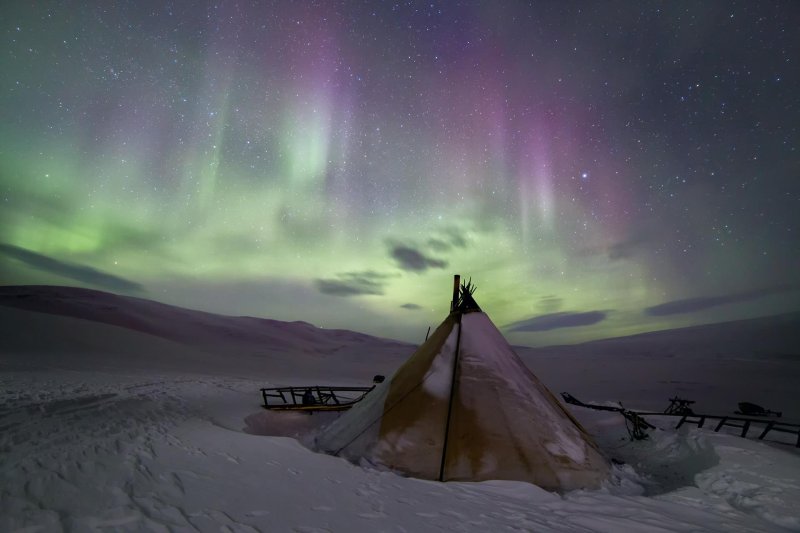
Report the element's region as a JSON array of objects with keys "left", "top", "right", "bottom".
[{"left": 1, "top": 287, "right": 799, "bottom": 532}]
